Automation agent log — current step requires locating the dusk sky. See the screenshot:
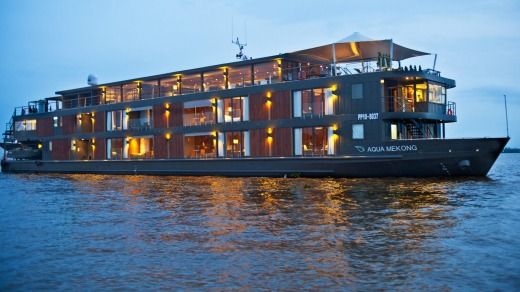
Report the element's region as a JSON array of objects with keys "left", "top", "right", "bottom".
[{"left": 1, "top": 0, "right": 519, "bottom": 147}]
